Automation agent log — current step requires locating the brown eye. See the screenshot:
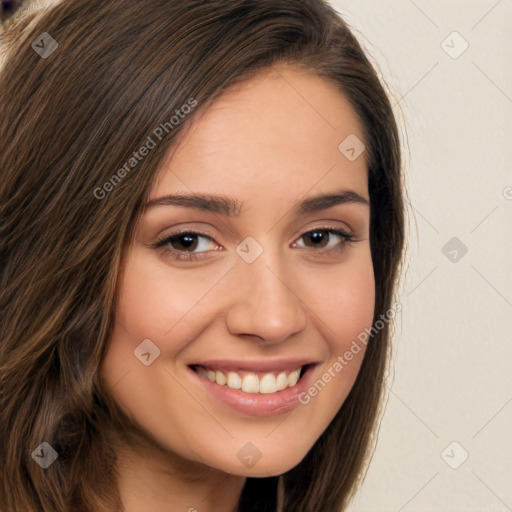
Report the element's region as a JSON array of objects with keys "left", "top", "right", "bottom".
[
  {"left": 296, "top": 228, "right": 355, "bottom": 251},
  {"left": 152, "top": 230, "right": 218, "bottom": 262},
  {"left": 151, "top": 226, "right": 357, "bottom": 263},
  {"left": 168, "top": 233, "right": 200, "bottom": 252}
]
